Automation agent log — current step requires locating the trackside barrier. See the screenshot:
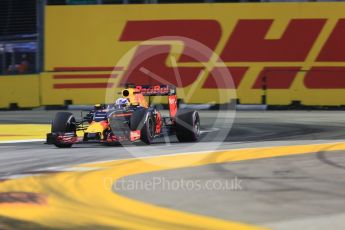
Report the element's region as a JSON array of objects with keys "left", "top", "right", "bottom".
[
  {"left": 0, "top": 74, "right": 40, "bottom": 109},
  {"left": 3, "top": 3, "right": 345, "bottom": 108},
  {"left": 42, "top": 3, "right": 345, "bottom": 106}
]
